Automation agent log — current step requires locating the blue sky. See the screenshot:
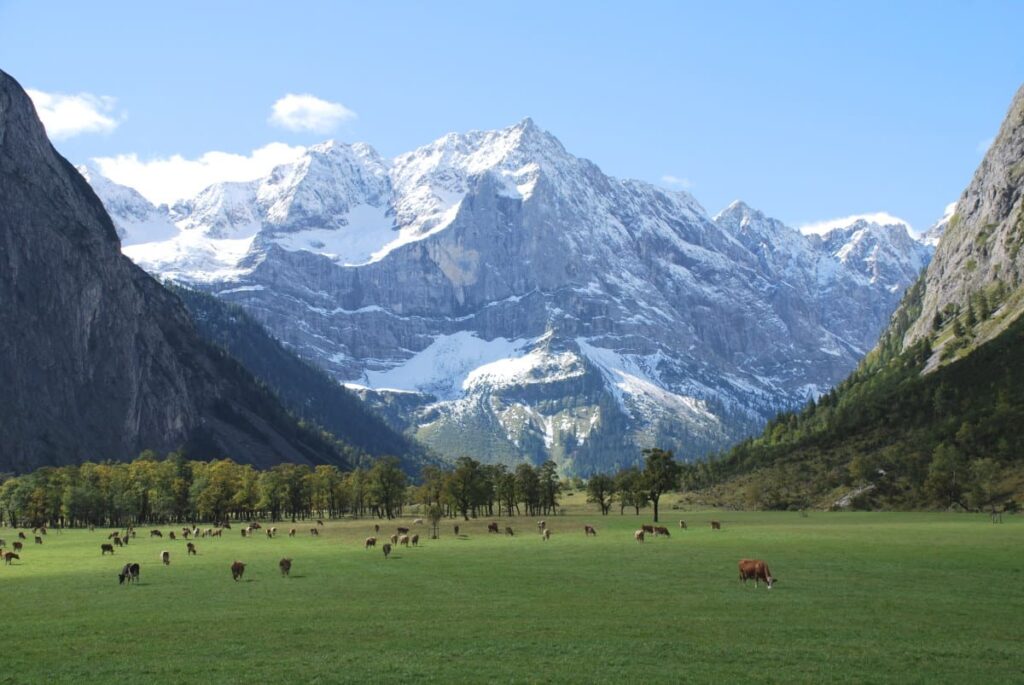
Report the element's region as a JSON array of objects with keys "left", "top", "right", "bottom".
[{"left": 1, "top": 0, "right": 1021, "bottom": 231}]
